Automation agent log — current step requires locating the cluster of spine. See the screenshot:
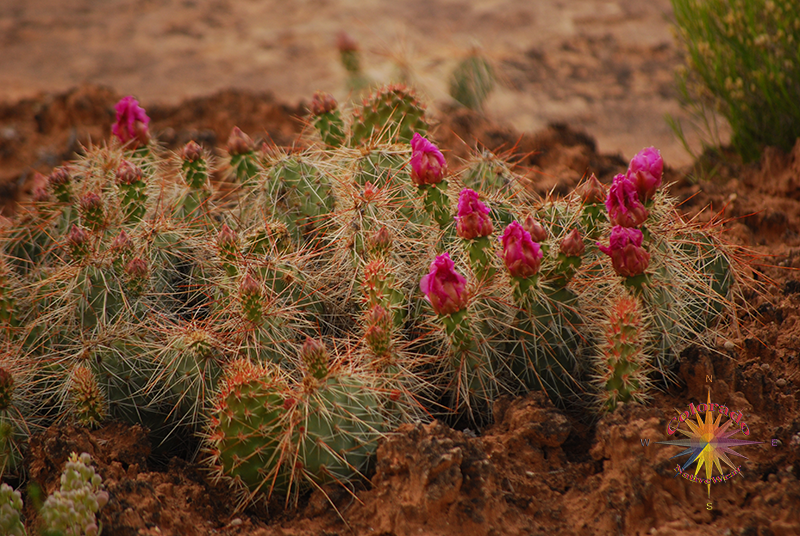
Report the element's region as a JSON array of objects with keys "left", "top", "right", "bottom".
[
  {"left": 0, "top": 94, "right": 747, "bottom": 508},
  {"left": 1, "top": 452, "right": 108, "bottom": 536},
  {"left": 593, "top": 294, "right": 651, "bottom": 410}
]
